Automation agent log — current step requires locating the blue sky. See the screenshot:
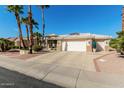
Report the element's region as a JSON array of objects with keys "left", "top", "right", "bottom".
[{"left": 0, "top": 5, "right": 122, "bottom": 38}]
